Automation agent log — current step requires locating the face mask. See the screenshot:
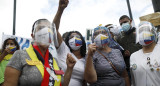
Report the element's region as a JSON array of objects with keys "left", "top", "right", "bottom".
[
  {"left": 139, "top": 31, "right": 155, "bottom": 46},
  {"left": 121, "top": 22, "right": 131, "bottom": 32},
  {"left": 94, "top": 34, "right": 110, "bottom": 48},
  {"left": 35, "top": 27, "right": 52, "bottom": 46},
  {"left": 110, "top": 26, "right": 120, "bottom": 36},
  {"left": 69, "top": 37, "right": 82, "bottom": 50},
  {"left": 6, "top": 45, "right": 16, "bottom": 52}
]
